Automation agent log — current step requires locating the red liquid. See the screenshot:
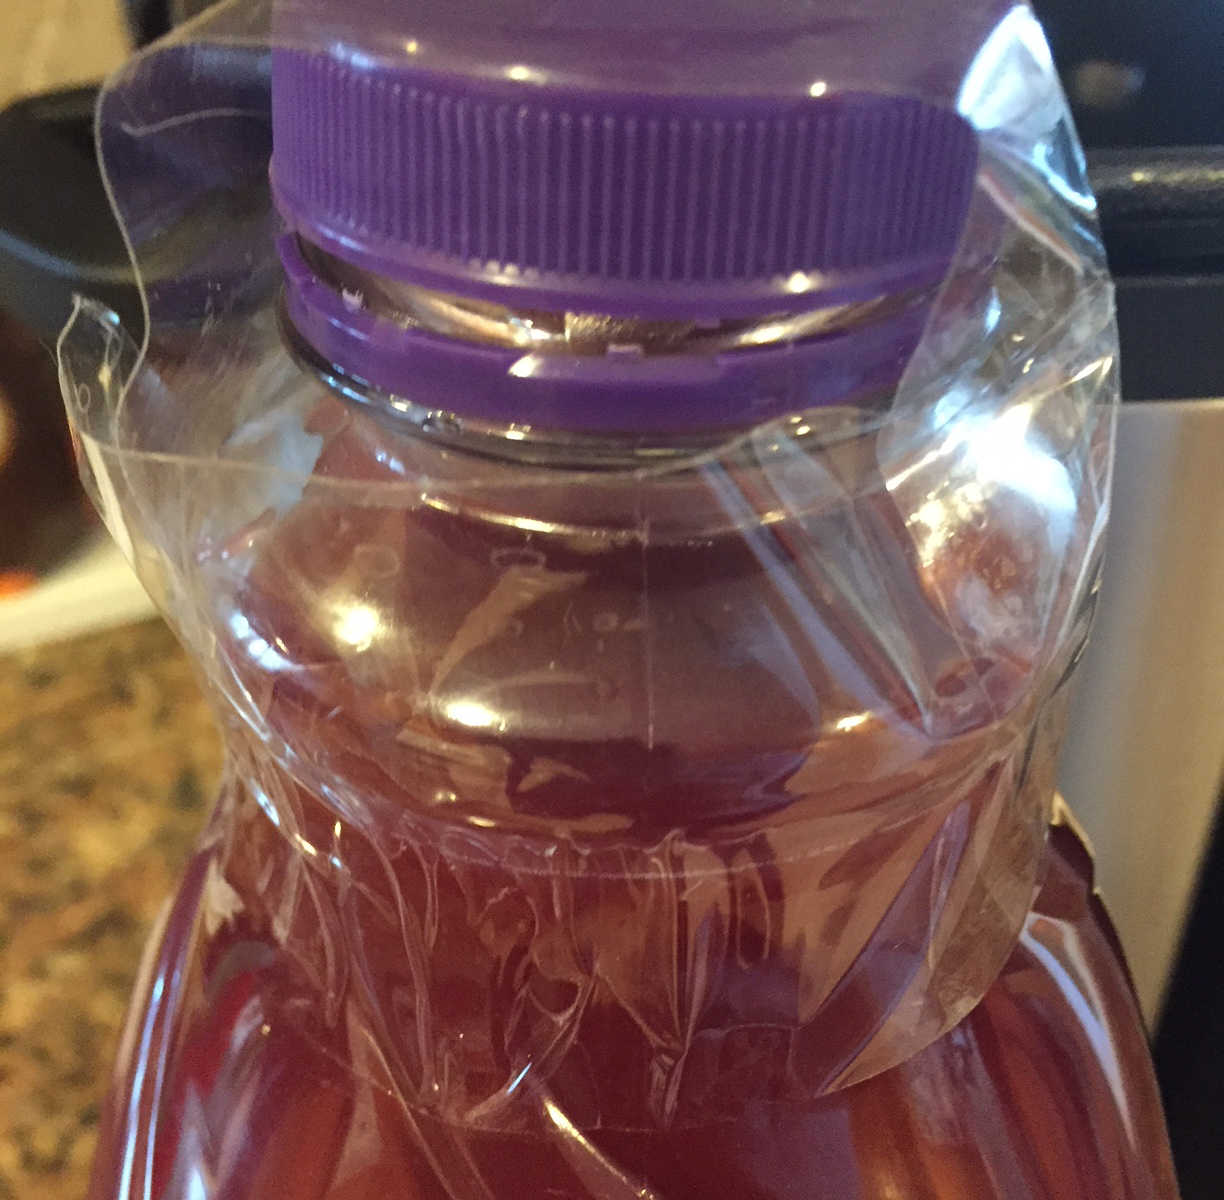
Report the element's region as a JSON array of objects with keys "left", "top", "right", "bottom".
[
  {"left": 87, "top": 397, "right": 1177, "bottom": 1198},
  {"left": 86, "top": 799, "right": 1177, "bottom": 1199}
]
